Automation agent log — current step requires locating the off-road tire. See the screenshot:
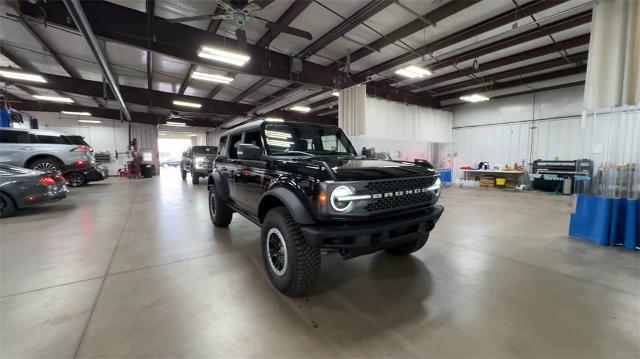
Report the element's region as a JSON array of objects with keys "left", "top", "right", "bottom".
[
  {"left": 191, "top": 171, "right": 200, "bottom": 185},
  {"left": 385, "top": 233, "right": 429, "bottom": 256},
  {"left": 0, "top": 192, "right": 16, "bottom": 218},
  {"left": 209, "top": 186, "right": 232, "bottom": 227},
  {"left": 261, "top": 207, "right": 321, "bottom": 296},
  {"left": 181, "top": 167, "right": 187, "bottom": 180},
  {"left": 29, "top": 157, "right": 61, "bottom": 172}
]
